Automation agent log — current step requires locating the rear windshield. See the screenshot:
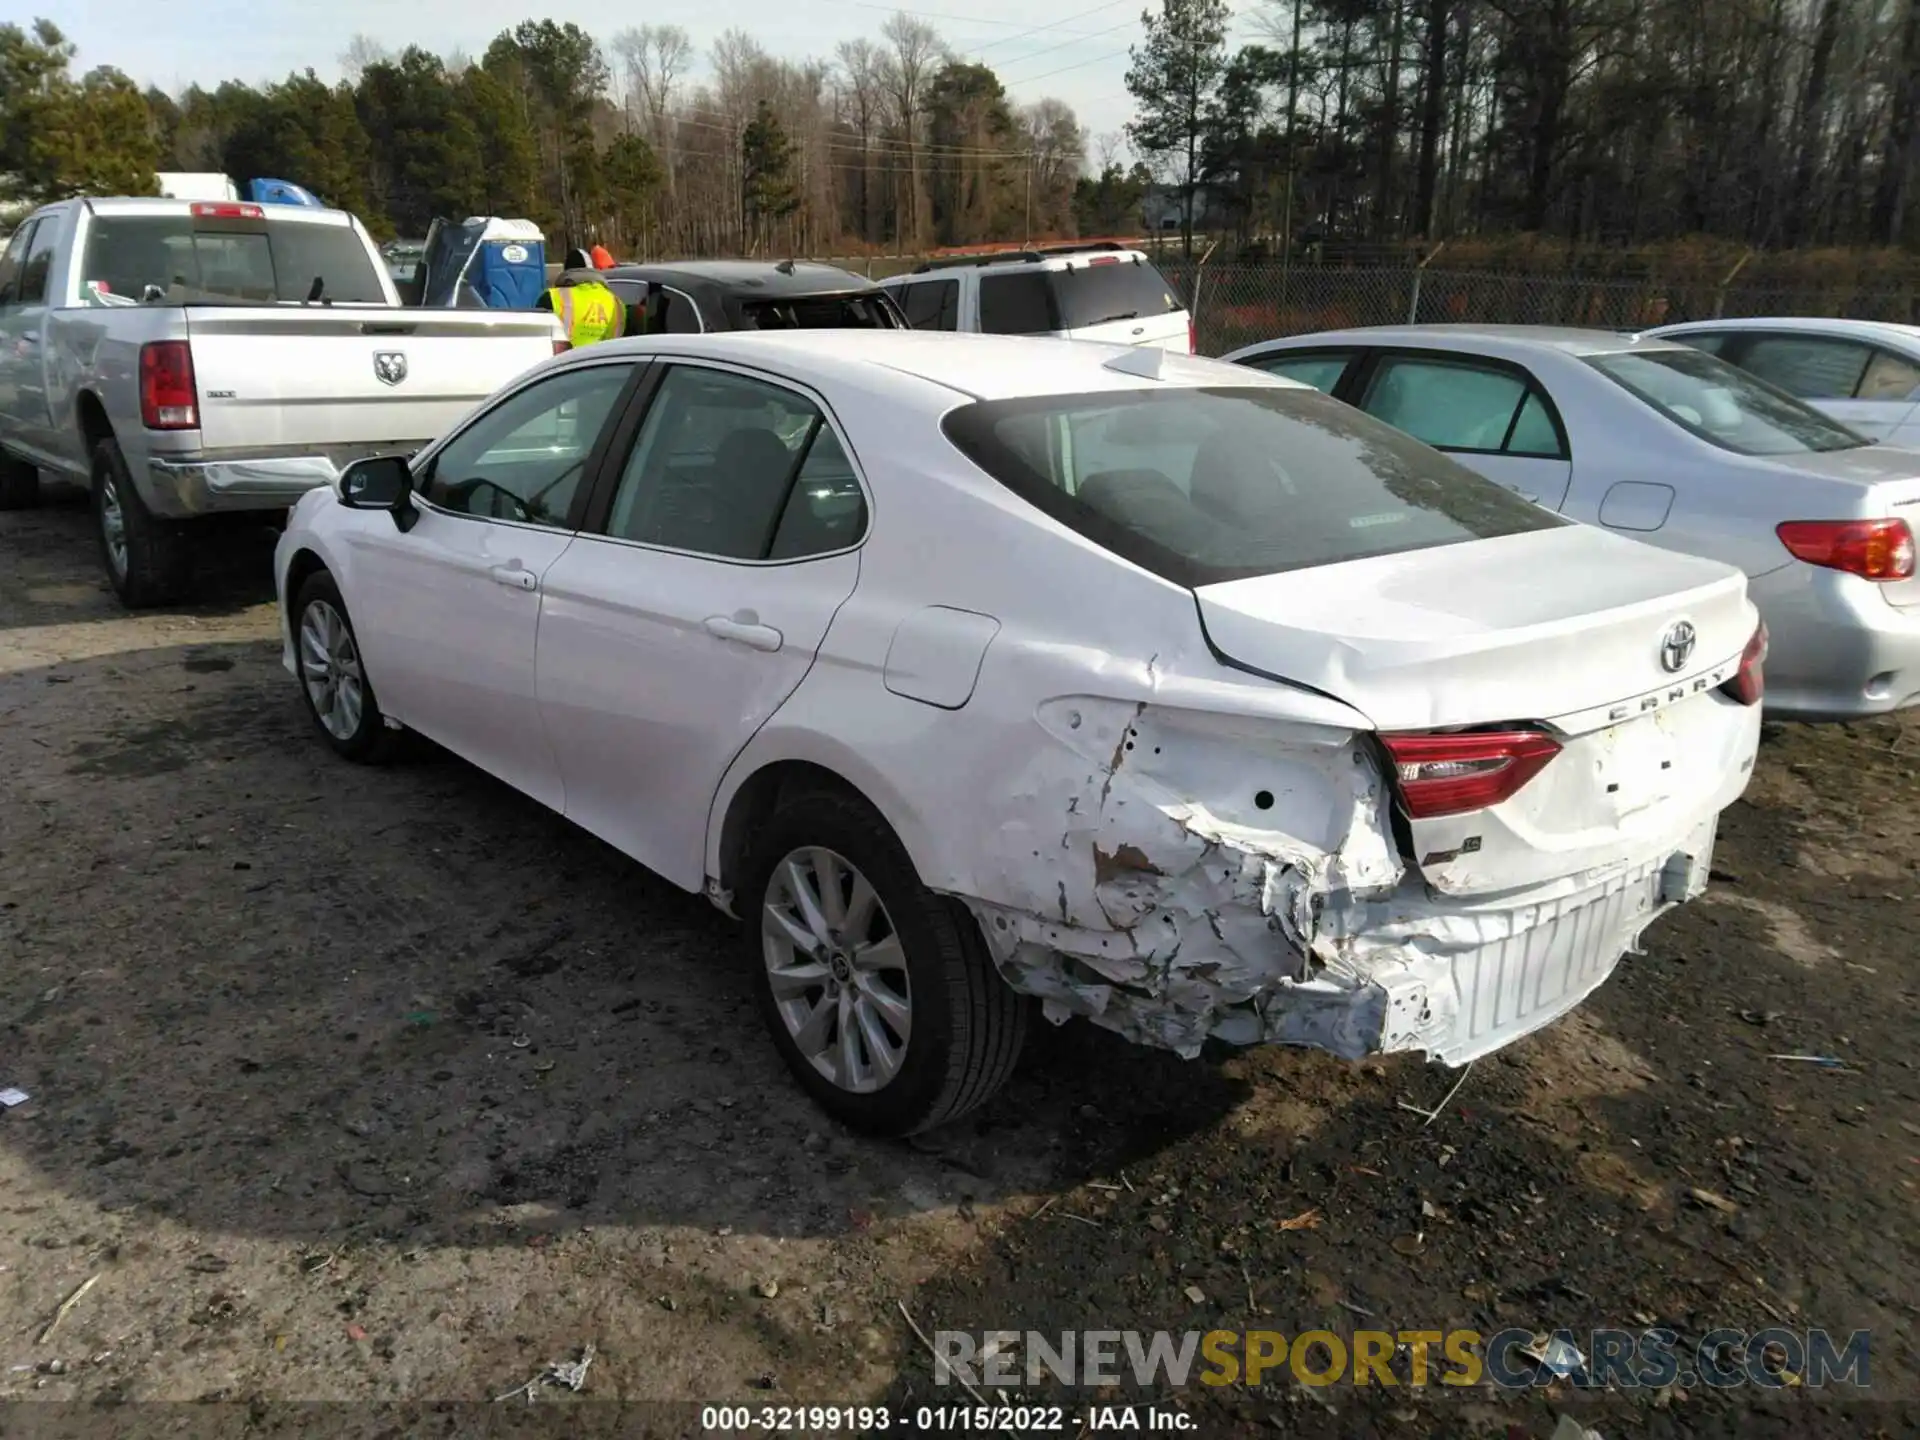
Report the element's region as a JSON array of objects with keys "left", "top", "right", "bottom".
[
  {"left": 941, "top": 385, "right": 1563, "bottom": 587},
  {"left": 737, "top": 292, "right": 902, "bottom": 329},
  {"left": 78, "top": 215, "right": 388, "bottom": 306},
  {"left": 979, "top": 259, "right": 1183, "bottom": 334},
  {"left": 1587, "top": 348, "right": 1869, "bottom": 455}
]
